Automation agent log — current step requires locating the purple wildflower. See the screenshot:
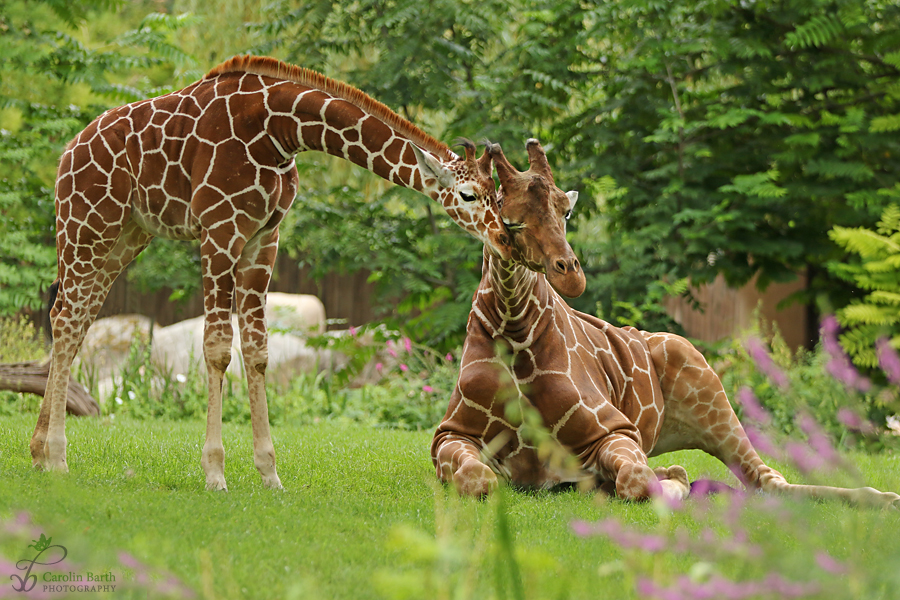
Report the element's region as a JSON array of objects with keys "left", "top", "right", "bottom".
[
  {"left": 815, "top": 551, "right": 848, "bottom": 574},
  {"left": 570, "top": 518, "right": 667, "bottom": 553},
  {"left": 836, "top": 408, "right": 876, "bottom": 434},
  {"left": 797, "top": 413, "right": 842, "bottom": 469},
  {"left": 736, "top": 387, "right": 772, "bottom": 426},
  {"left": 820, "top": 316, "right": 872, "bottom": 392},
  {"left": 784, "top": 441, "right": 826, "bottom": 474},
  {"left": 877, "top": 338, "right": 900, "bottom": 385},
  {"left": 745, "top": 337, "right": 789, "bottom": 388},
  {"left": 637, "top": 574, "right": 819, "bottom": 600},
  {"left": 744, "top": 425, "right": 780, "bottom": 459}
]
